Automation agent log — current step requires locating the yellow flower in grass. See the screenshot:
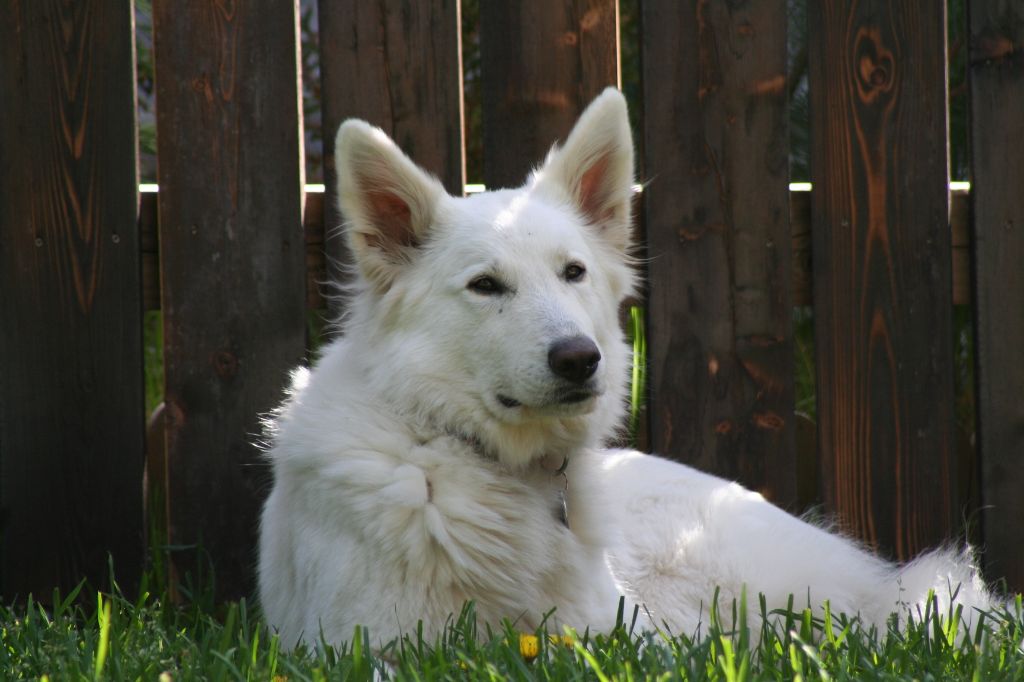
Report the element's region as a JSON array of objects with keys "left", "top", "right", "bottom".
[
  {"left": 519, "top": 633, "right": 575, "bottom": 661},
  {"left": 519, "top": 634, "right": 540, "bottom": 660},
  {"left": 552, "top": 633, "right": 575, "bottom": 648}
]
